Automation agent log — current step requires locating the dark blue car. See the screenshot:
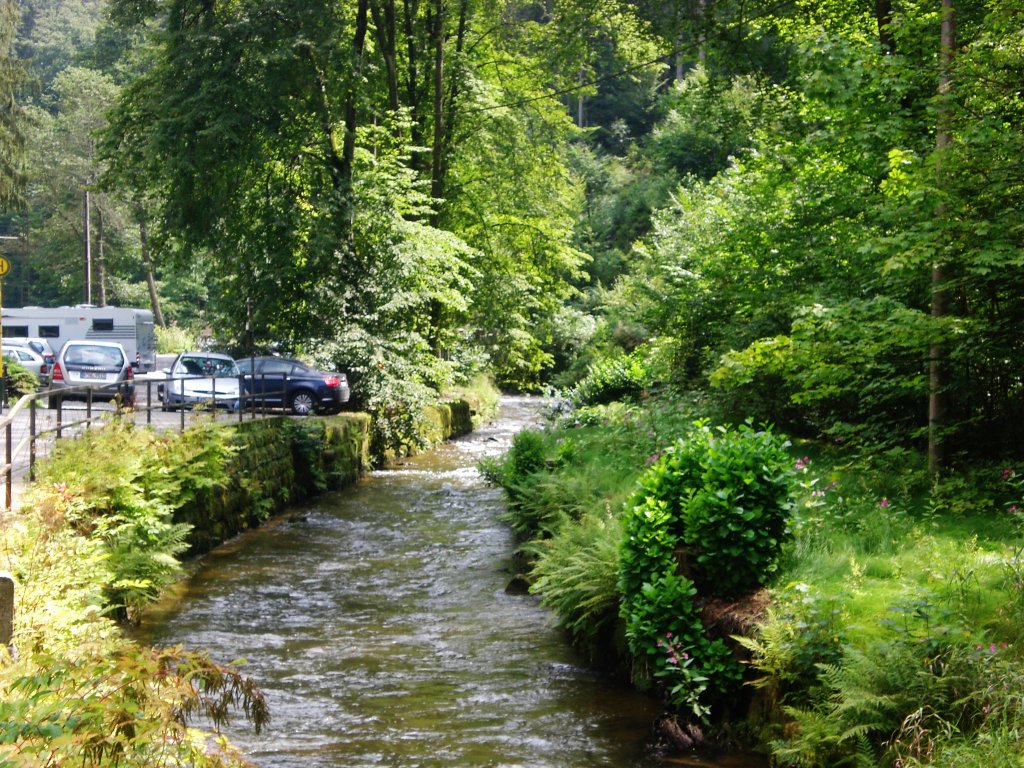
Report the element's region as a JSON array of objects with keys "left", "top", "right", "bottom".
[{"left": 235, "top": 356, "right": 350, "bottom": 415}]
